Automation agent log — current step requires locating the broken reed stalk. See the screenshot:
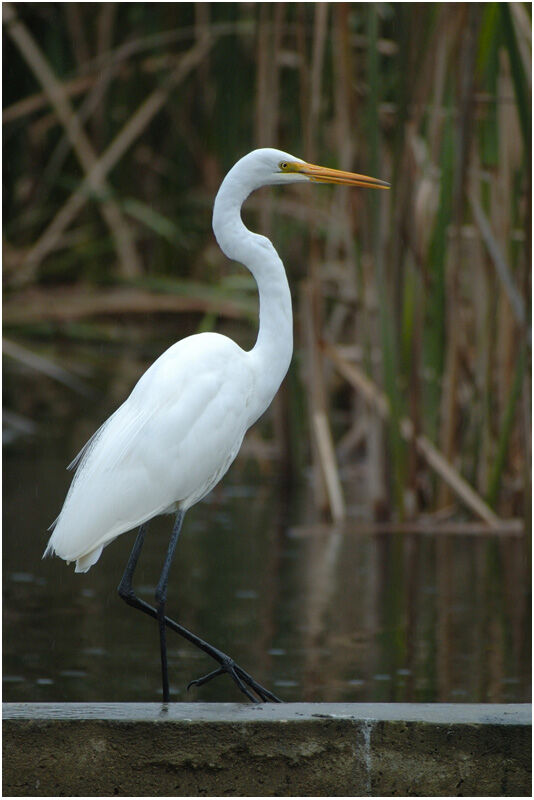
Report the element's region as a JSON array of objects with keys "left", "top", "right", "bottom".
[
  {"left": 11, "top": 30, "right": 212, "bottom": 287},
  {"left": 302, "top": 284, "right": 346, "bottom": 523},
  {"left": 297, "top": 3, "right": 343, "bottom": 518},
  {"left": 323, "top": 341, "right": 501, "bottom": 527},
  {"left": 311, "top": 411, "right": 346, "bottom": 523}
]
